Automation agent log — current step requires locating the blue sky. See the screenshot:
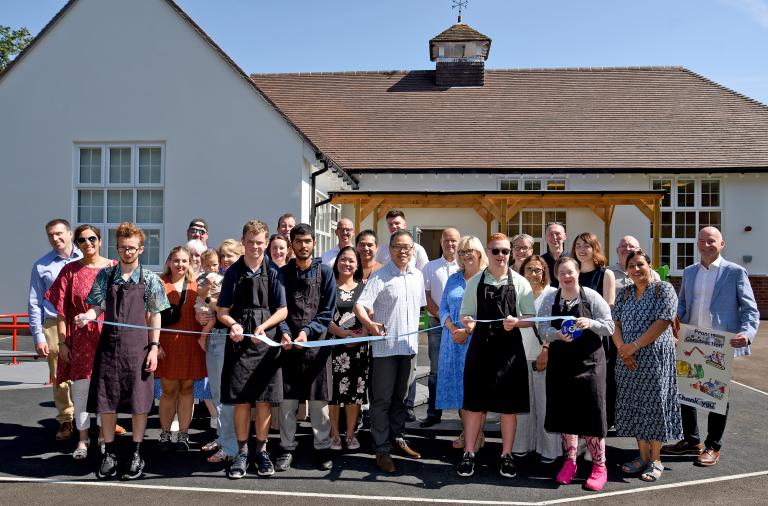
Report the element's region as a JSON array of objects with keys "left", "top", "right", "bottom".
[{"left": 3, "top": 0, "right": 768, "bottom": 104}]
